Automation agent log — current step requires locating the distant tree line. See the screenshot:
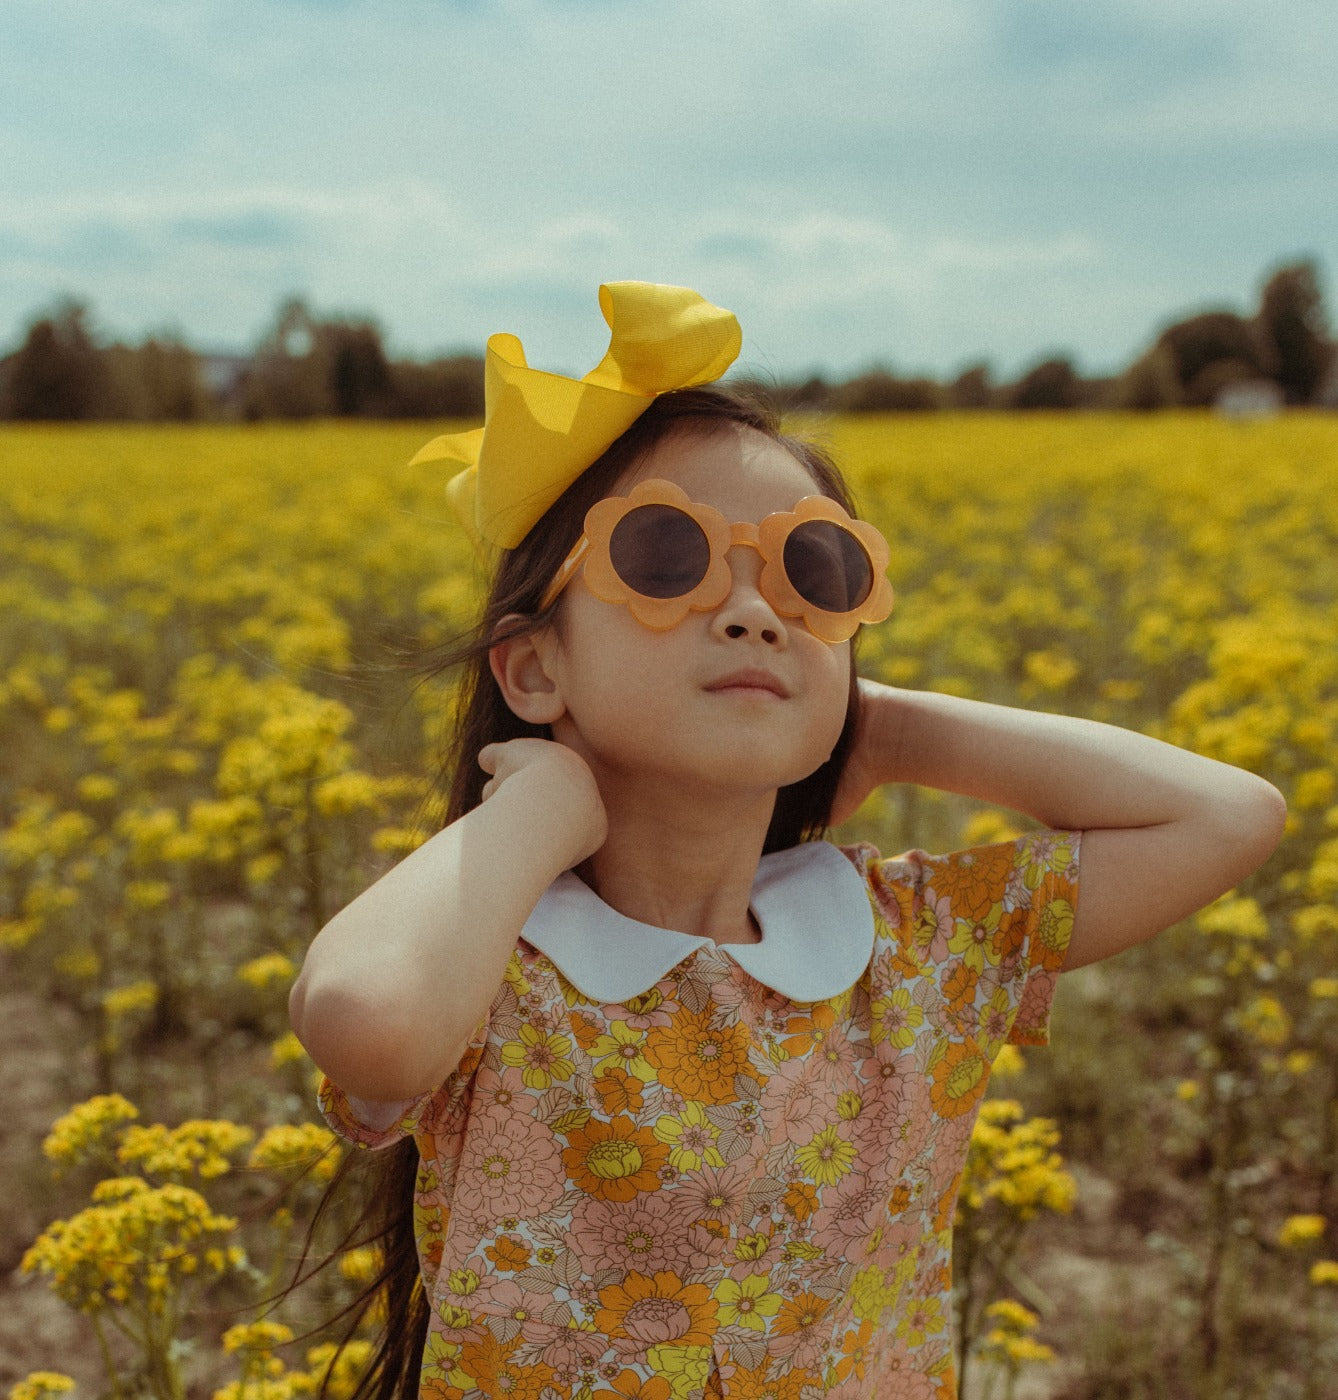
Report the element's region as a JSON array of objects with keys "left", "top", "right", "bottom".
[{"left": 0, "top": 261, "right": 1332, "bottom": 422}]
